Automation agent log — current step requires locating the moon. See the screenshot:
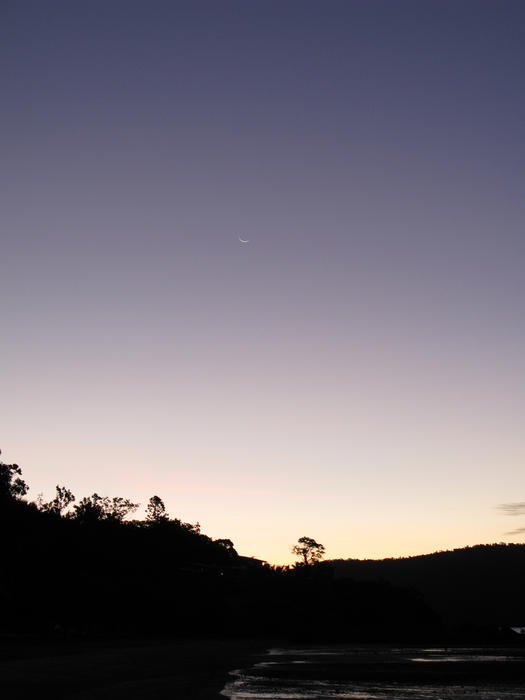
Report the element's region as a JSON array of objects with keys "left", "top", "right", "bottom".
[{"left": 238, "top": 237, "right": 250, "bottom": 244}]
